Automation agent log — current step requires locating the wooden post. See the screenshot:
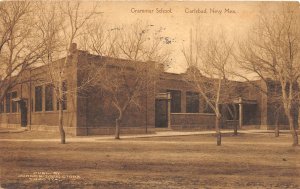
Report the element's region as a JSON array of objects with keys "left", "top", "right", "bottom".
[
  {"left": 167, "top": 92, "right": 171, "bottom": 129},
  {"left": 239, "top": 97, "right": 243, "bottom": 129}
]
